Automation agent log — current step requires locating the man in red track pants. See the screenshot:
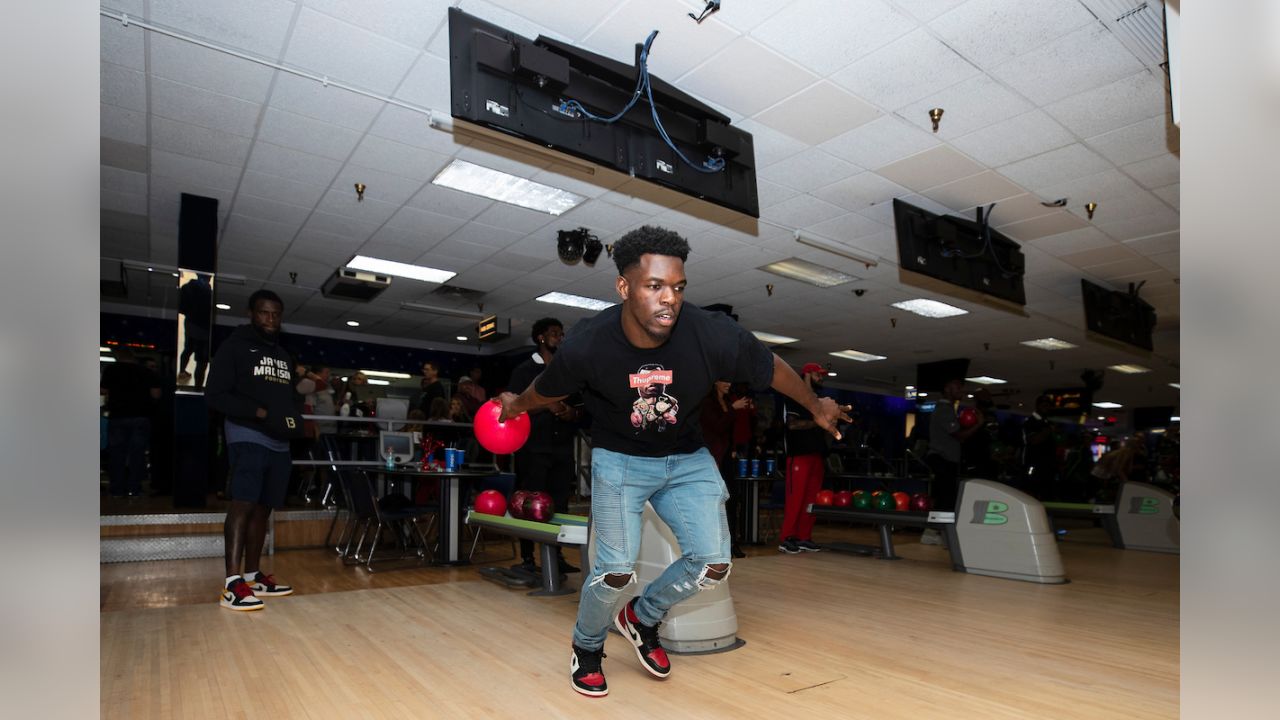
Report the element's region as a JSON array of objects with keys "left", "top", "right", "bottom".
[{"left": 778, "top": 363, "right": 830, "bottom": 553}]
